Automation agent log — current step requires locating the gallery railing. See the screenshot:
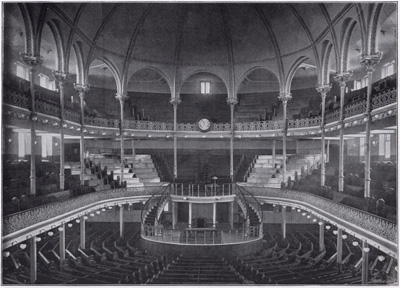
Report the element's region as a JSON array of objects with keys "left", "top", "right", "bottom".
[
  {"left": 4, "top": 87, "right": 396, "bottom": 133},
  {"left": 172, "top": 183, "right": 234, "bottom": 197}
]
